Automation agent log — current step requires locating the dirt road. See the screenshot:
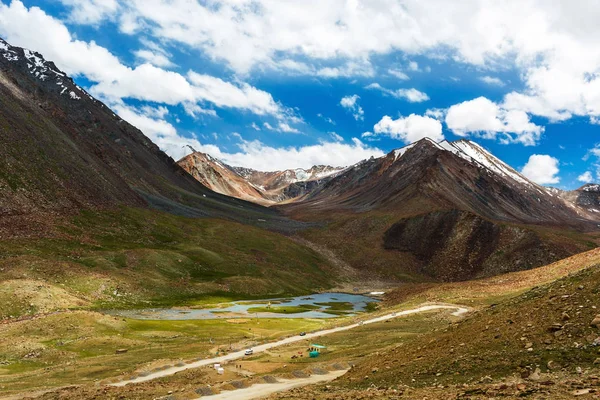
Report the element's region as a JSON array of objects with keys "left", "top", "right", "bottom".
[
  {"left": 199, "top": 369, "right": 349, "bottom": 400},
  {"left": 111, "top": 304, "right": 468, "bottom": 387}
]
